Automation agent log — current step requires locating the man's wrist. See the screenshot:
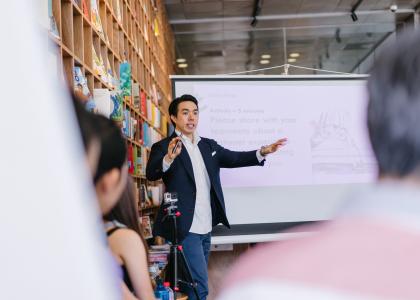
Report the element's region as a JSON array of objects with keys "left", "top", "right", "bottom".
[{"left": 260, "top": 146, "right": 268, "bottom": 157}]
